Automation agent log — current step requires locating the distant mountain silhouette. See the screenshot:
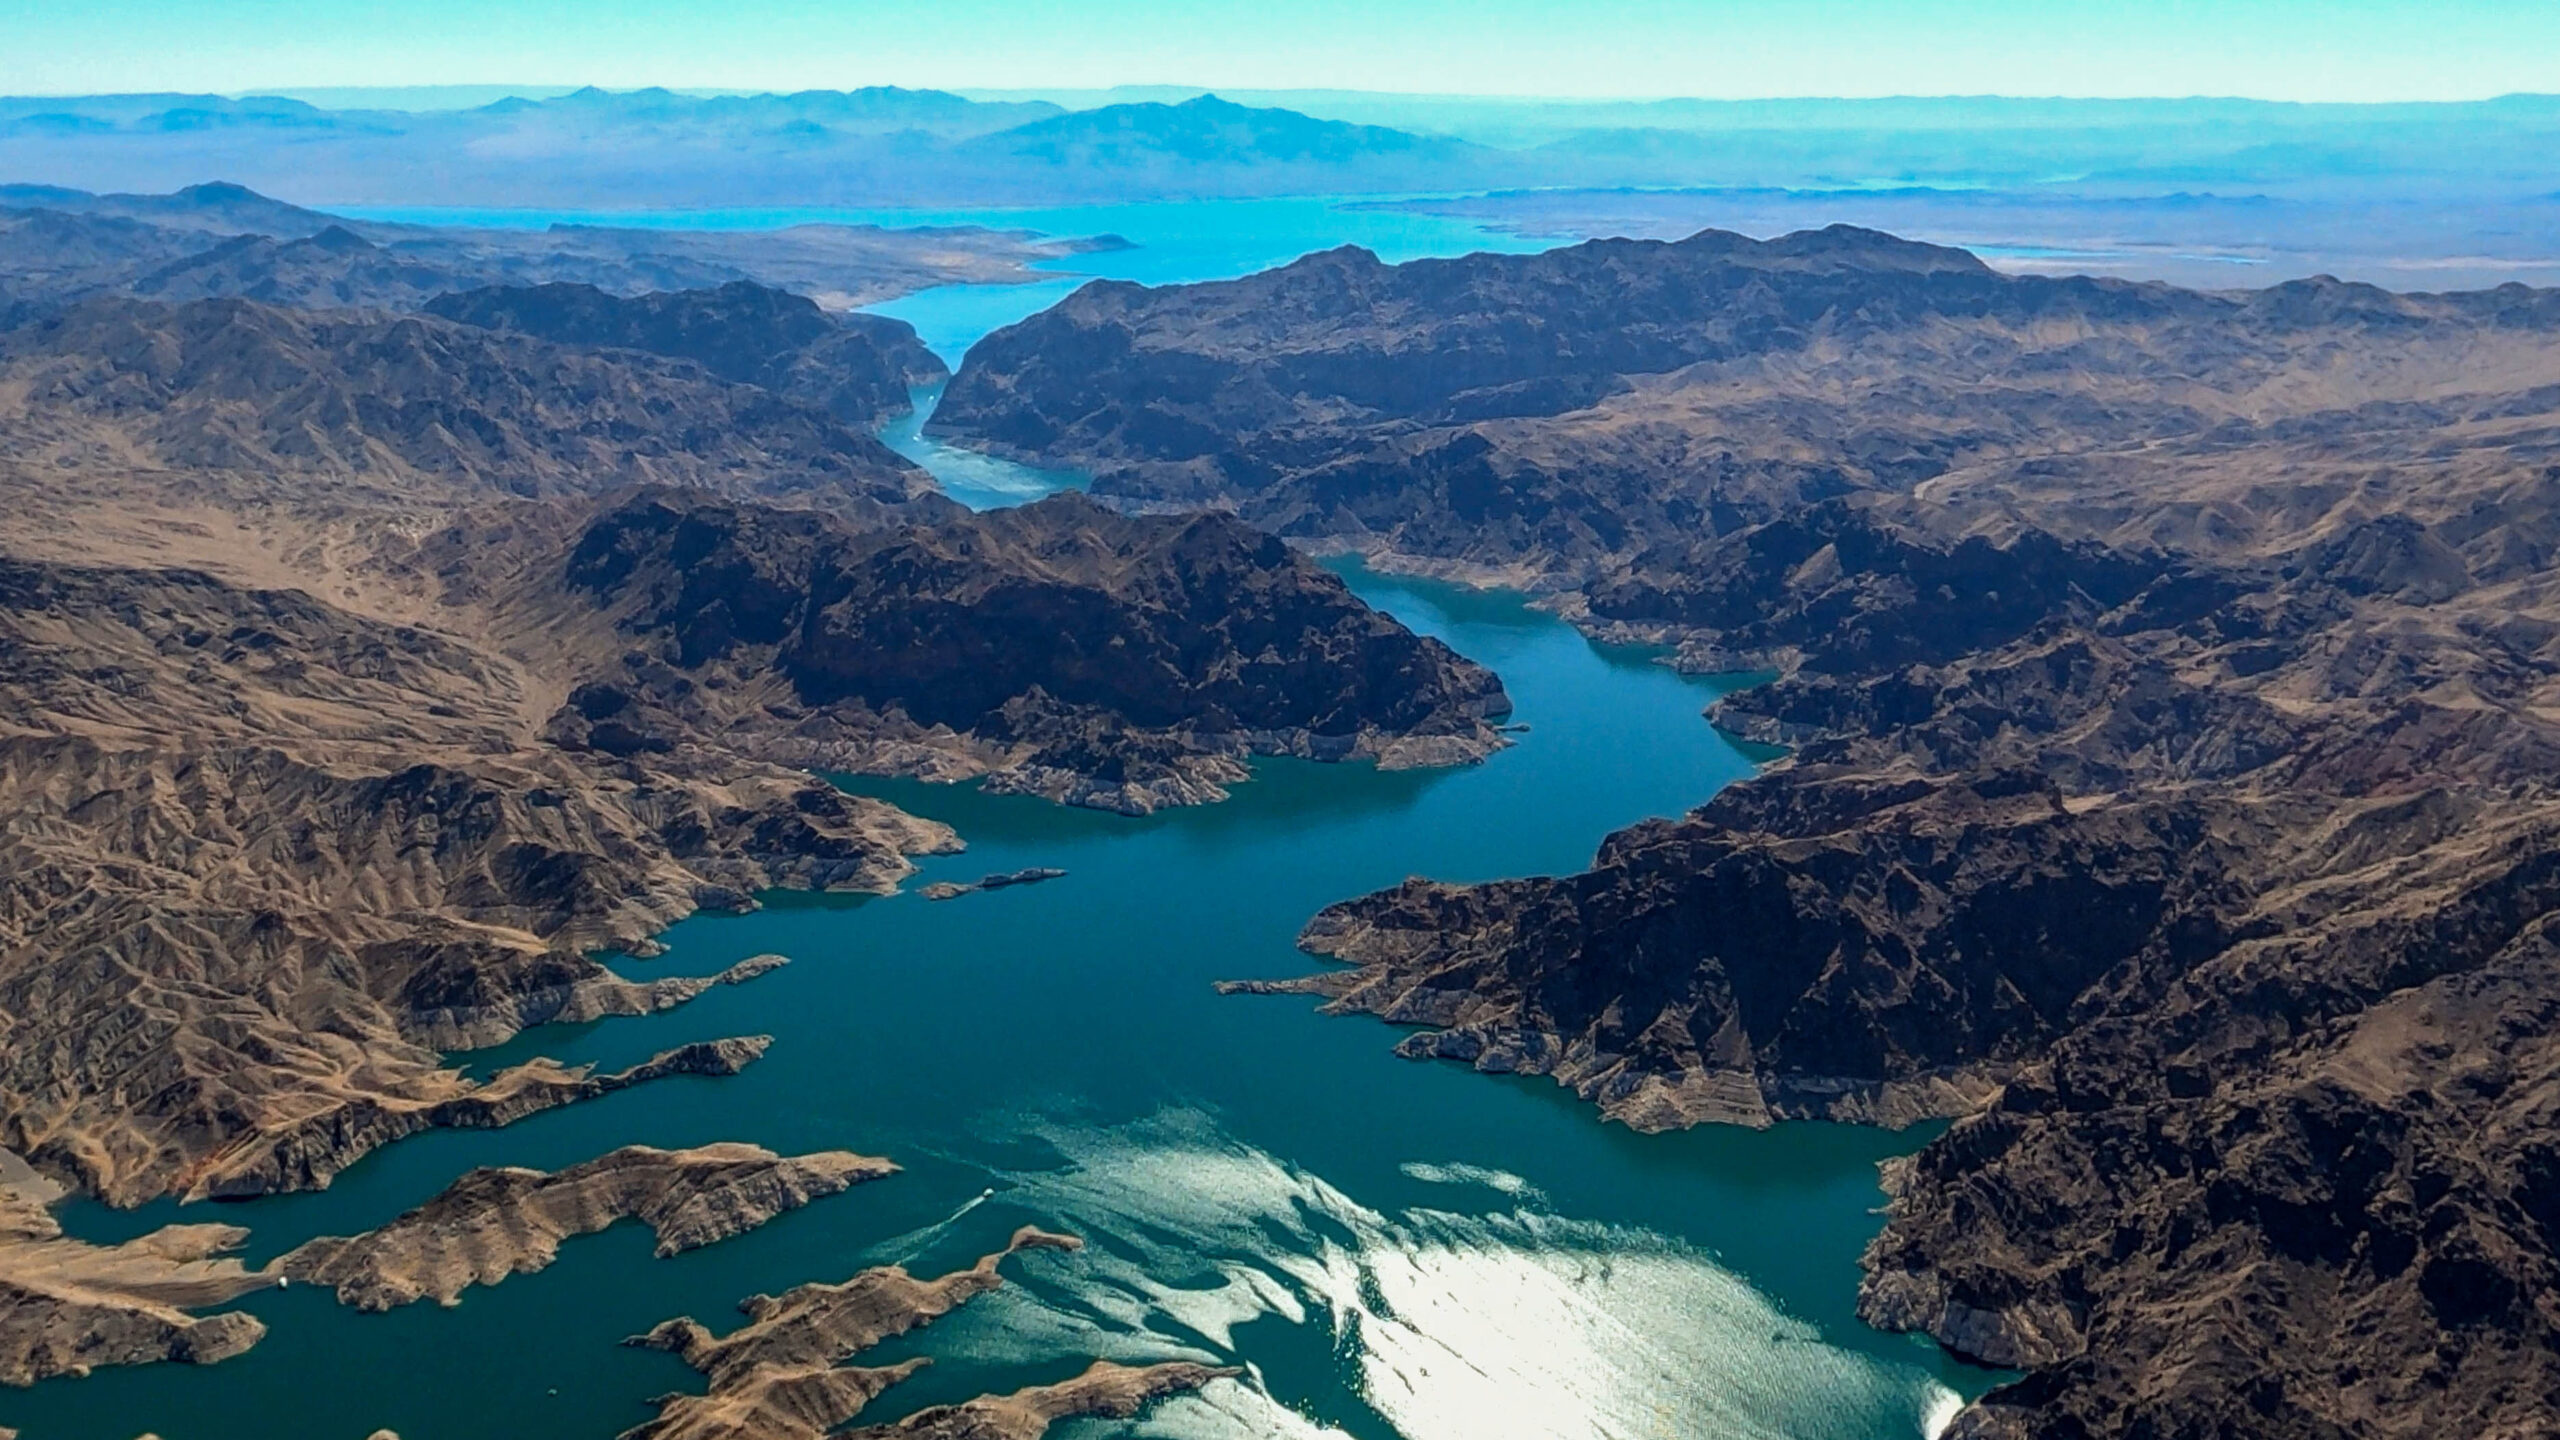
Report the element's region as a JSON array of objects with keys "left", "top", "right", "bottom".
[
  {"left": 0, "top": 178, "right": 338, "bottom": 235},
  {"left": 0, "top": 90, "right": 1499, "bottom": 206},
  {"left": 978, "top": 94, "right": 1480, "bottom": 168}
]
